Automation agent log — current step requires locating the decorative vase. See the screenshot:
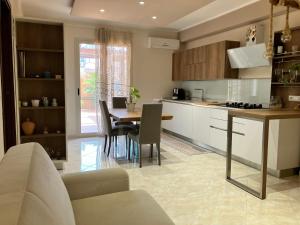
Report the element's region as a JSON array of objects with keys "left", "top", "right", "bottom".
[
  {"left": 52, "top": 98, "right": 58, "bottom": 107},
  {"left": 21, "top": 118, "right": 35, "bottom": 135},
  {"left": 42, "top": 97, "right": 49, "bottom": 107},
  {"left": 126, "top": 102, "right": 136, "bottom": 112}
]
